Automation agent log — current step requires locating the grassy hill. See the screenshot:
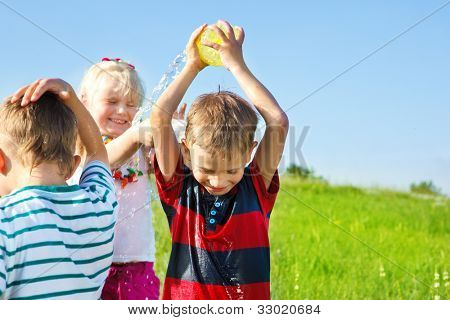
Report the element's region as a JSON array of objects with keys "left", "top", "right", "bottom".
[{"left": 152, "top": 177, "right": 449, "bottom": 299}]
